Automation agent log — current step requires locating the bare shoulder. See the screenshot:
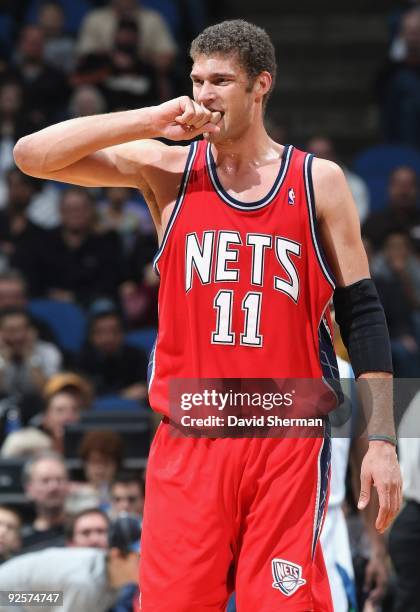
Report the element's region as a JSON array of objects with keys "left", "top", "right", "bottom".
[
  {"left": 106, "top": 139, "right": 189, "bottom": 176},
  {"left": 105, "top": 139, "right": 190, "bottom": 213},
  {"left": 310, "top": 157, "right": 352, "bottom": 220}
]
